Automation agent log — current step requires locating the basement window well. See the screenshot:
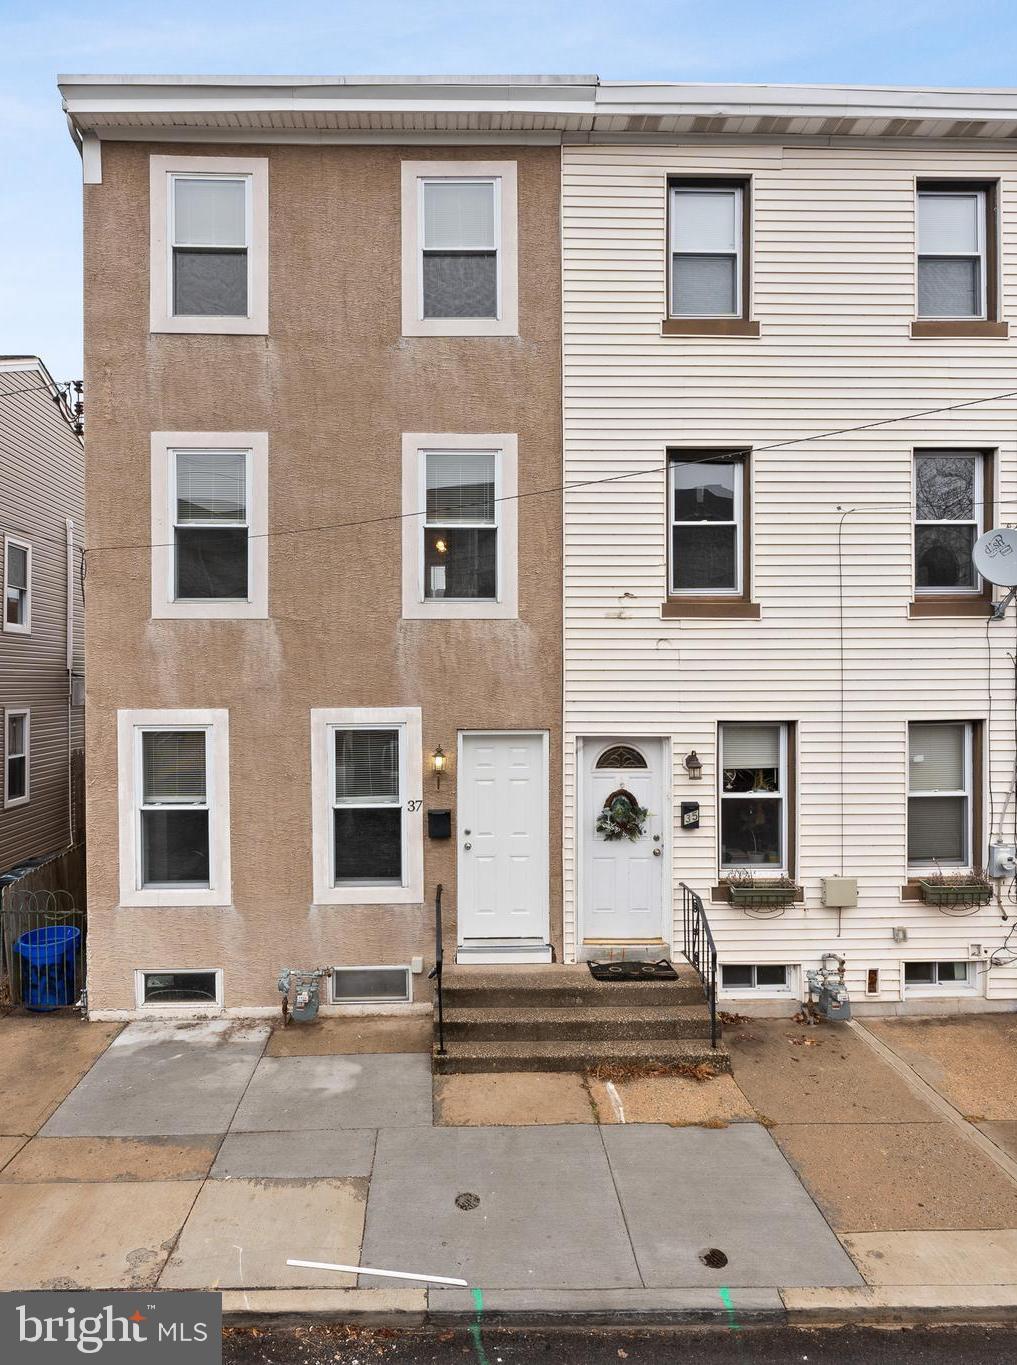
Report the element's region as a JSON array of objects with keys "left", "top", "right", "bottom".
[
  {"left": 138, "top": 970, "right": 222, "bottom": 1007},
  {"left": 332, "top": 966, "right": 412, "bottom": 1004}
]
